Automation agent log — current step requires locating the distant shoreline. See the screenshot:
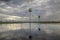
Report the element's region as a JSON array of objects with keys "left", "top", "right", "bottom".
[{"left": 0, "top": 21, "right": 60, "bottom": 24}]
